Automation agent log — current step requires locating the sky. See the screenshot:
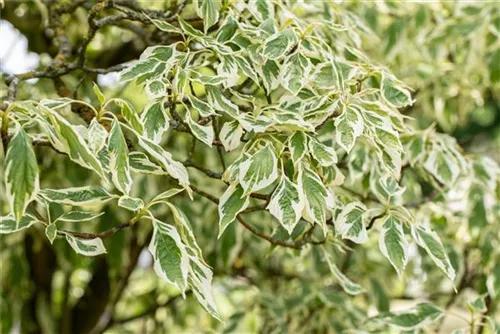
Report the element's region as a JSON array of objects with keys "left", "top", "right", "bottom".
[
  {"left": 0, "top": 20, "right": 119, "bottom": 86},
  {"left": 0, "top": 20, "right": 39, "bottom": 75}
]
